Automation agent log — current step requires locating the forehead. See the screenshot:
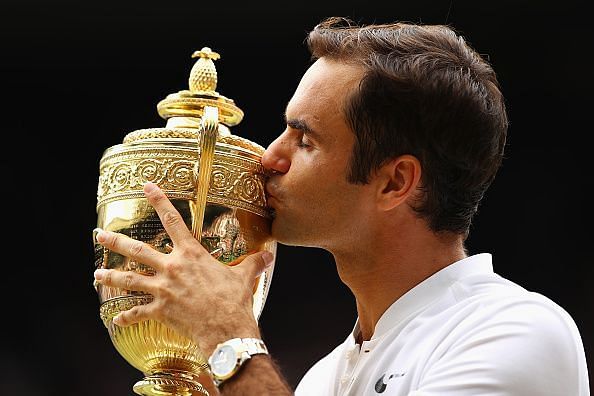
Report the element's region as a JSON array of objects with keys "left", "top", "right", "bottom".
[{"left": 286, "top": 58, "right": 364, "bottom": 134}]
